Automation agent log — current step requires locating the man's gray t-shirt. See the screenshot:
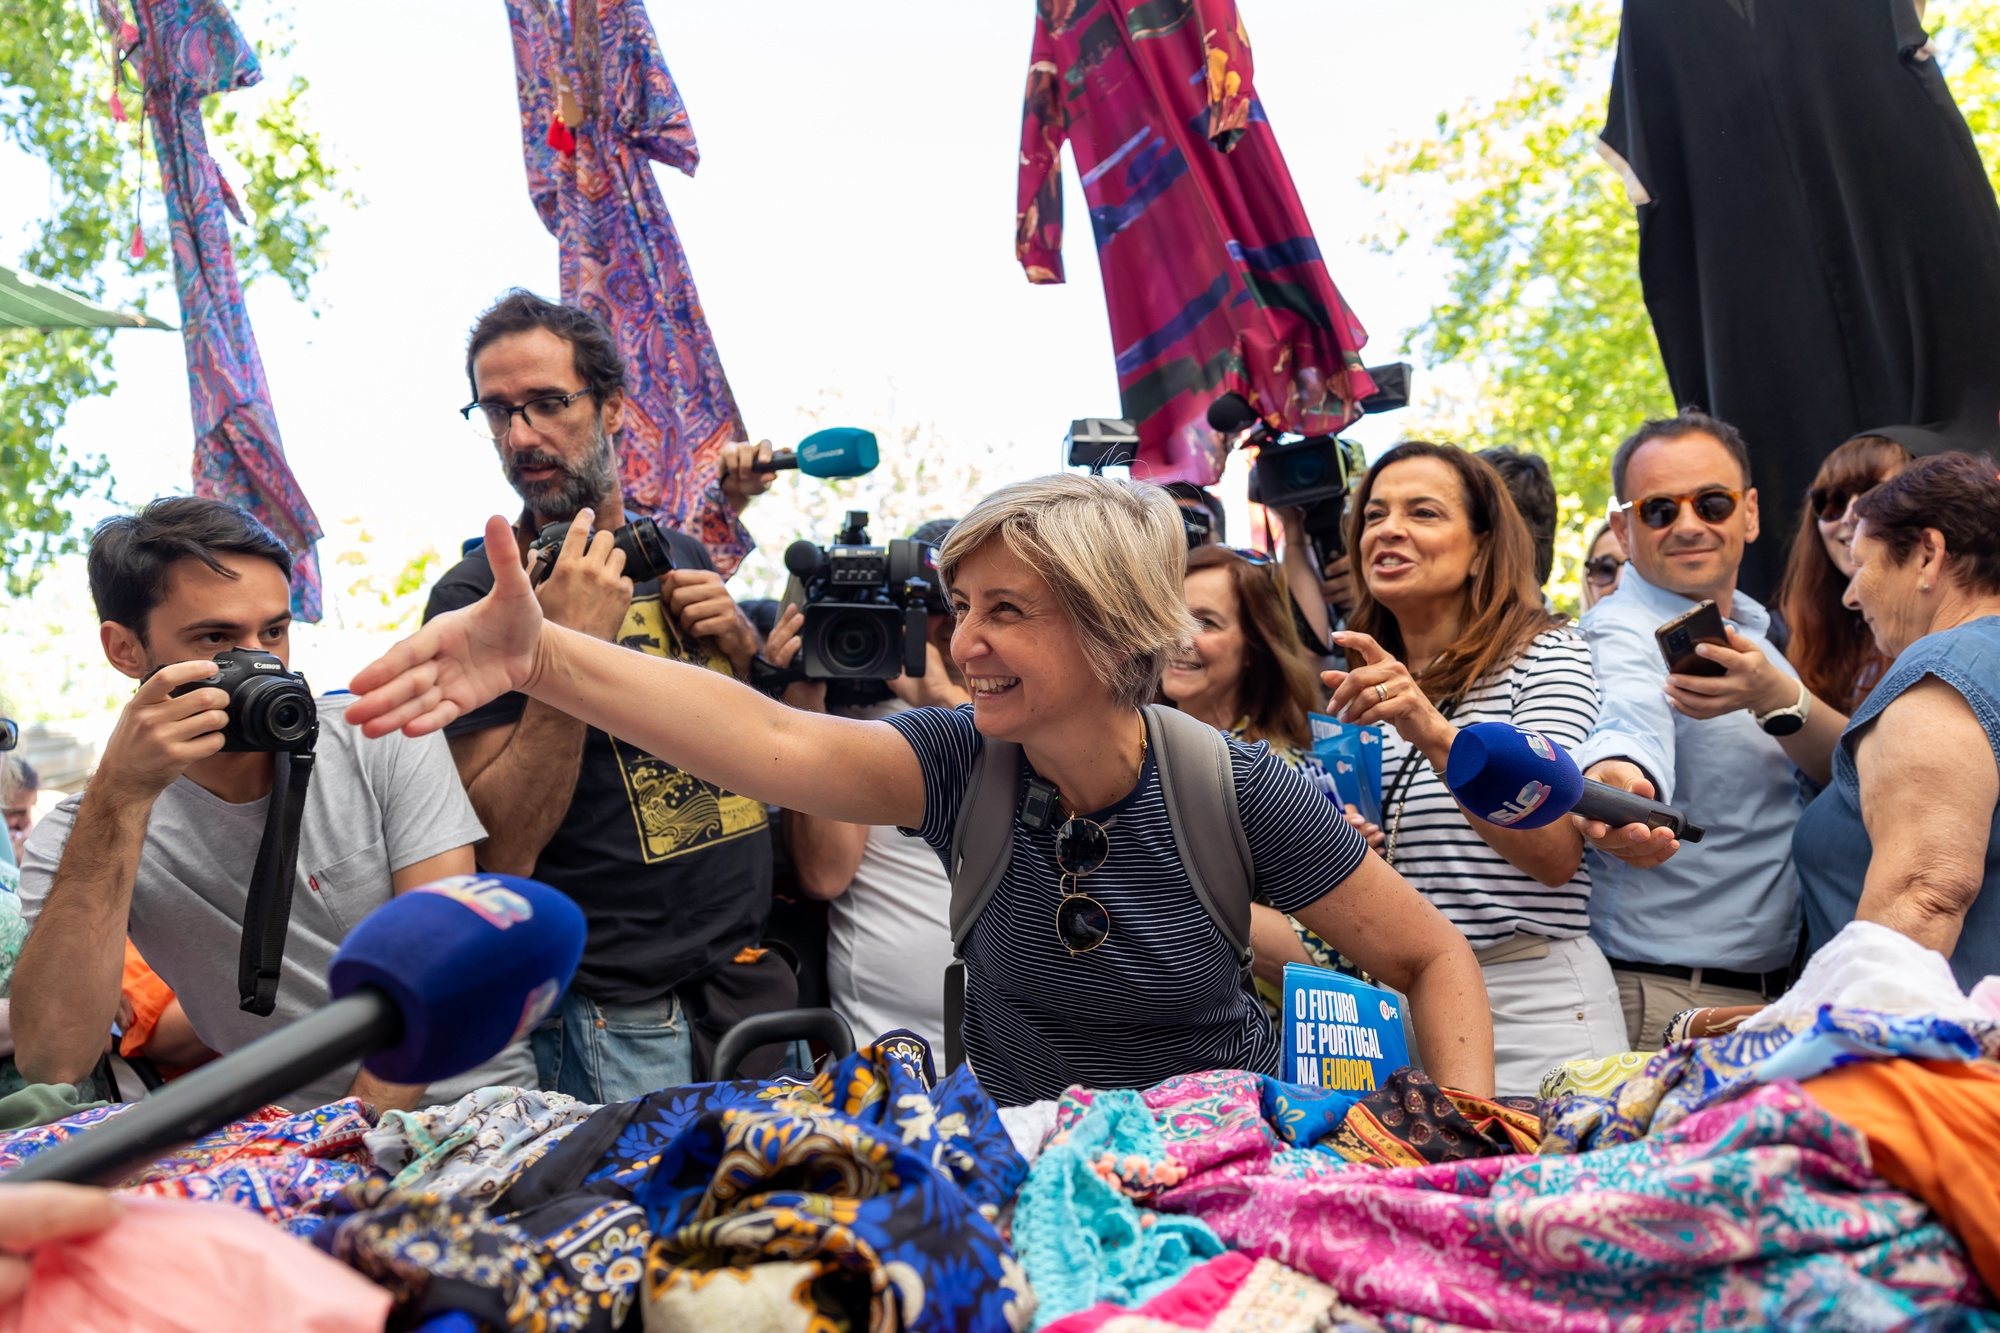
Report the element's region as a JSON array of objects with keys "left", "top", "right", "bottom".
[{"left": 20, "top": 693, "right": 537, "bottom": 1110}]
